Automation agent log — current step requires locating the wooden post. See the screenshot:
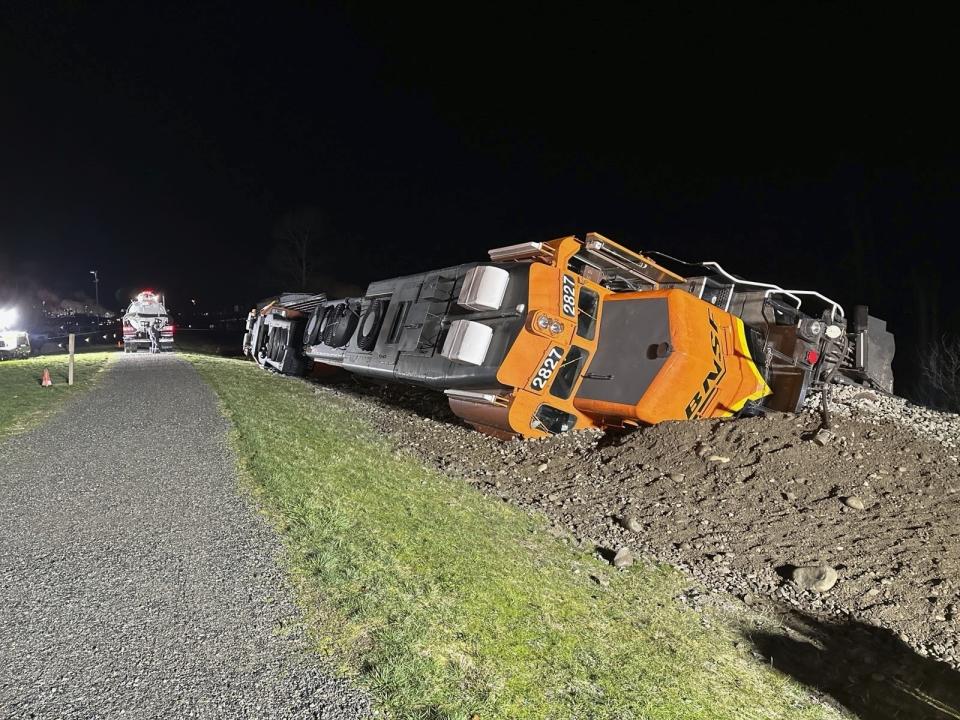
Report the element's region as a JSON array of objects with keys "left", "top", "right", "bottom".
[{"left": 68, "top": 333, "right": 75, "bottom": 386}]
